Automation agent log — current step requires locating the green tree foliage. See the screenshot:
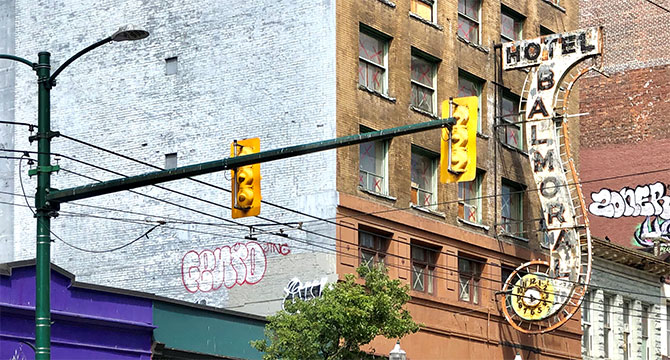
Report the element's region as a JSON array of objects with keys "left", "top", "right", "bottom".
[{"left": 251, "top": 265, "right": 420, "bottom": 360}]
